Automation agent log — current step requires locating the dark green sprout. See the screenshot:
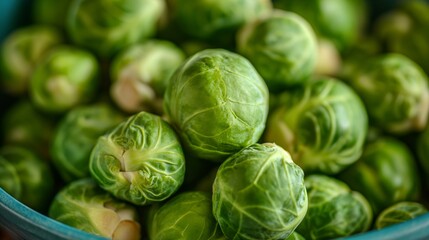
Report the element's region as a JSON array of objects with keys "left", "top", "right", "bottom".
[
  {"left": 0, "top": 145, "right": 54, "bottom": 212},
  {"left": 51, "top": 103, "right": 124, "bottom": 182}
]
